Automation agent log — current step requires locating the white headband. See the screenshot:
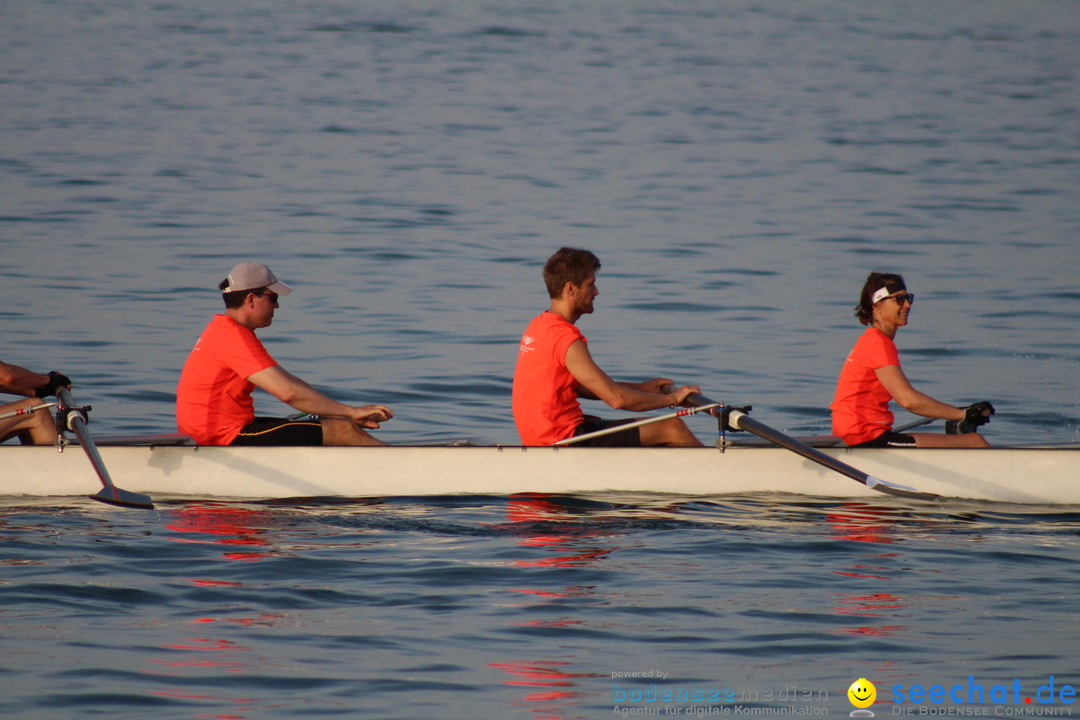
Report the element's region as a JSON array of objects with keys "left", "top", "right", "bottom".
[{"left": 871, "top": 287, "right": 892, "bottom": 304}]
